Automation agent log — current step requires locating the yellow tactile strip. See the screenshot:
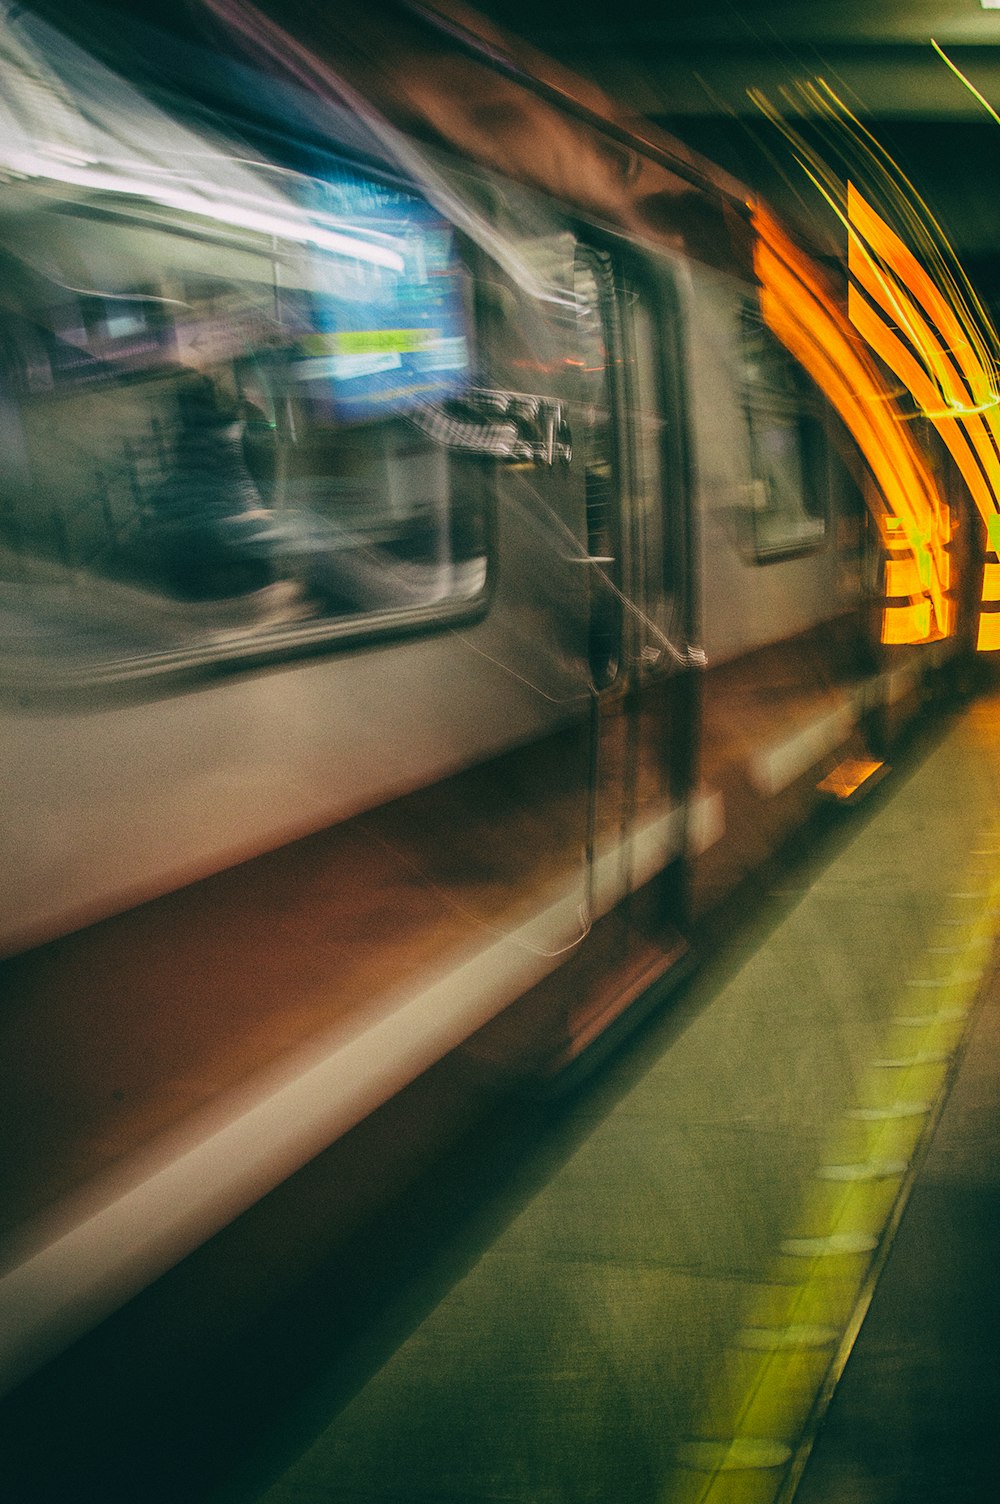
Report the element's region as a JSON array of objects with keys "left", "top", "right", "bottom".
[{"left": 661, "top": 839, "right": 1000, "bottom": 1504}]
